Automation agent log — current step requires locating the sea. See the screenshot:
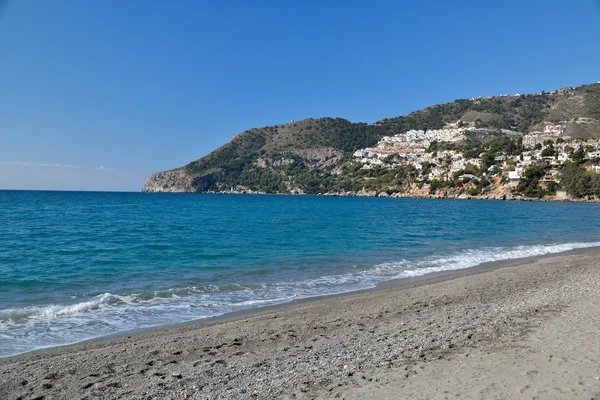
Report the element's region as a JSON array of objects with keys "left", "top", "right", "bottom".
[{"left": 1, "top": 191, "right": 599, "bottom": 357}]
